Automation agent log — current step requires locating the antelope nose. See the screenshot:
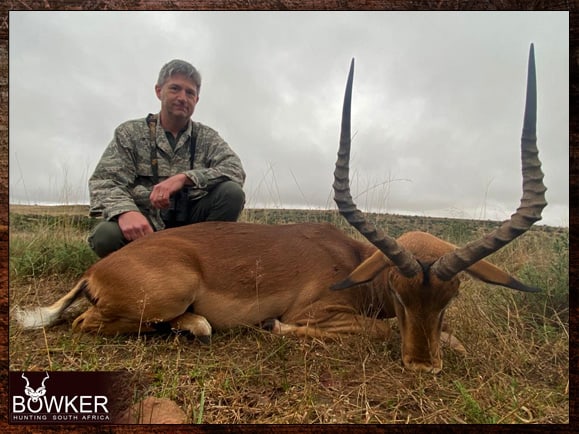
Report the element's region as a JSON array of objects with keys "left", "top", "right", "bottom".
[{"left": 403, "top": 357, "right": 442, "bottom": 374}]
